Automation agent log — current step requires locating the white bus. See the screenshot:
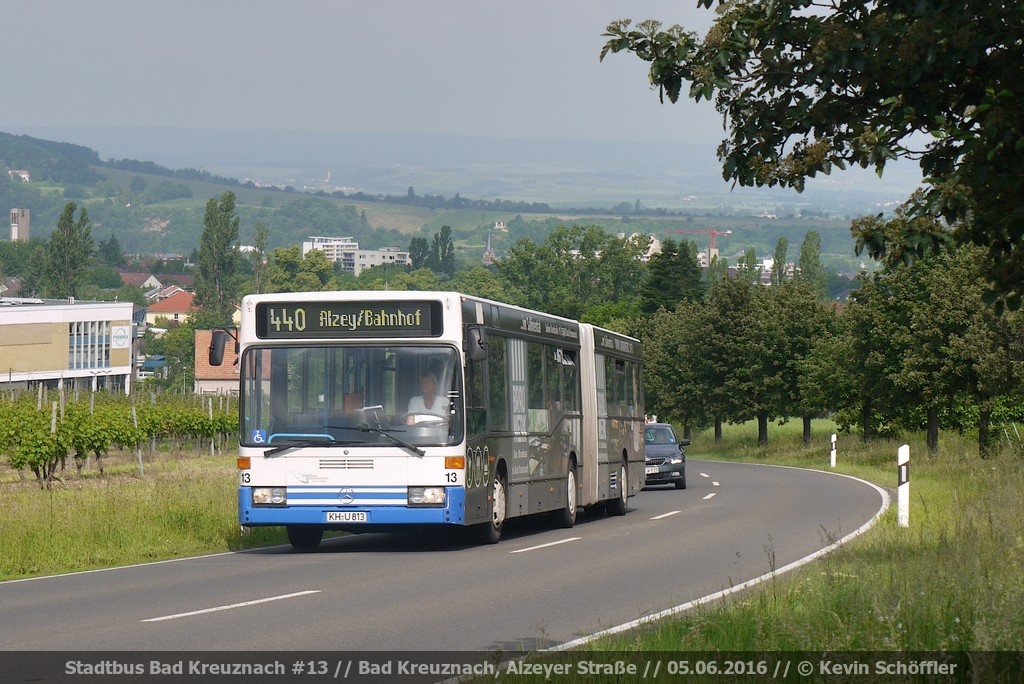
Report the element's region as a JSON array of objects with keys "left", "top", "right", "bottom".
[{"left": 211, "top": 290, "right": 644, "bottom": 548}]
